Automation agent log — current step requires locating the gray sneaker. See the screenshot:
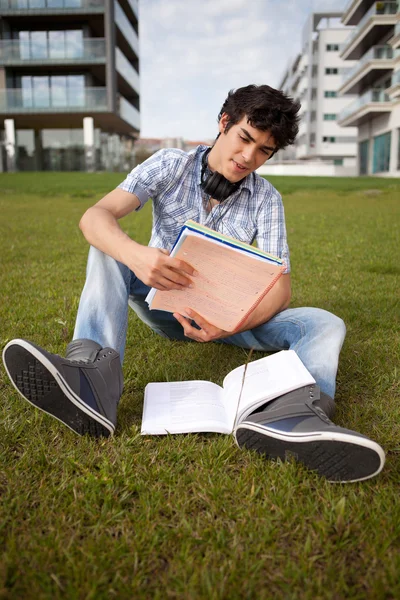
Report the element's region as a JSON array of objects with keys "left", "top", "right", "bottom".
[
  {"left": 235, "top": 385, "right": 385, "bottom": 483},
  {"left": 2, "top": 338, "right": 123, "bottom": 437}
]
